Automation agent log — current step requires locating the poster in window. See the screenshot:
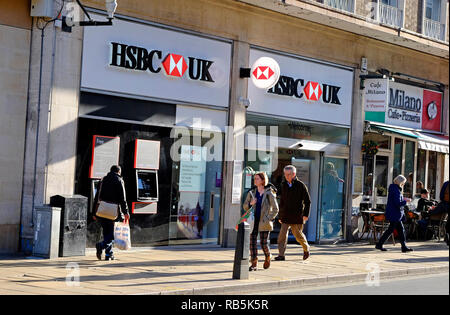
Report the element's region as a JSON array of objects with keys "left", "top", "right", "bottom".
[
  {"left": 352, "top": 165, "right": 364, "bottom": 195},
  {"left": 89, "top": 136, "right": 120, "bottom": 179}
]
